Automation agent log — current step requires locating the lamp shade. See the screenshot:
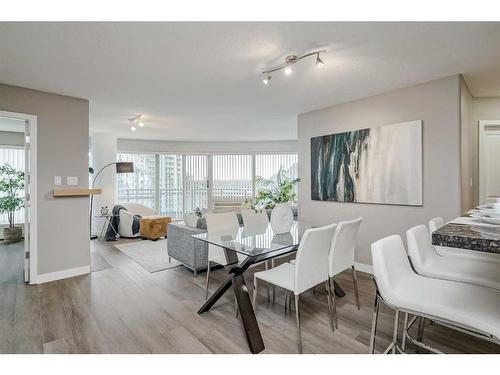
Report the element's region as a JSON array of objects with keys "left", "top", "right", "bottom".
[{"left": 115, "top": 162, "right": 134, "bottom": 174}]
